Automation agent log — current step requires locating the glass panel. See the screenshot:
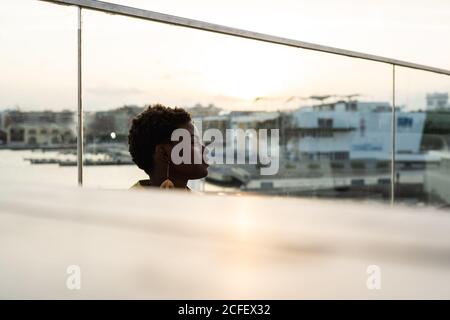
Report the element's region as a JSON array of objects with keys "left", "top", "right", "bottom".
[
  {"left": 0, "top": 0, "right": 77, "bottom": 187},
  {"left": 108, "top": 0, "right": 450, "bottom": 73},
  {"left": 395, "top": 67, "right": 450, "bottom": 208},
  {"left": 82, "top": 9, "right": 394, "bottom": 203}
]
